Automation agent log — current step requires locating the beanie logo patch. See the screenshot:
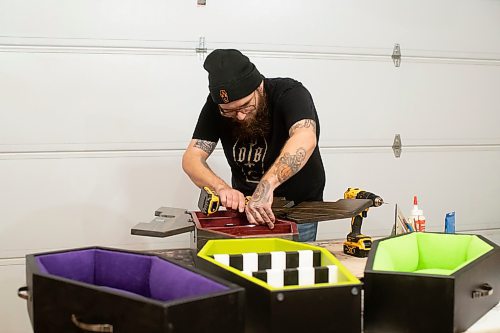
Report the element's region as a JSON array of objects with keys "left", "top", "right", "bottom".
[{"left": 219, "top": 89, "right": 229, "bottom": 103}]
